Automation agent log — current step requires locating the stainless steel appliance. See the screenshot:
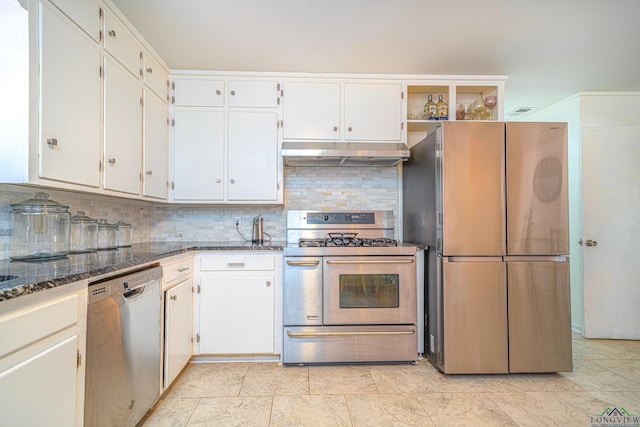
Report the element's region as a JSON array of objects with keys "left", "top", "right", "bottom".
[
  {"left": 403, "top": 122, "right": 572, "bottom": 374},
  {"left": 283, "top": 210, "right": 419, "bottom": 364},
  {"left": 85, "top": 266, "right": 163, "bottom": 427},
  {"left": 252, "top": 214, "right": 264, "bottom": 243},
  {"left": 281, "top": 141, "right": 410, "bottom": 167}
]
